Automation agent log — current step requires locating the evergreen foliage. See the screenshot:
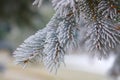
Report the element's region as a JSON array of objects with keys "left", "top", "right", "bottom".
[{"left": 14, "top": 0, "right": 120, "bottom": 71}]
